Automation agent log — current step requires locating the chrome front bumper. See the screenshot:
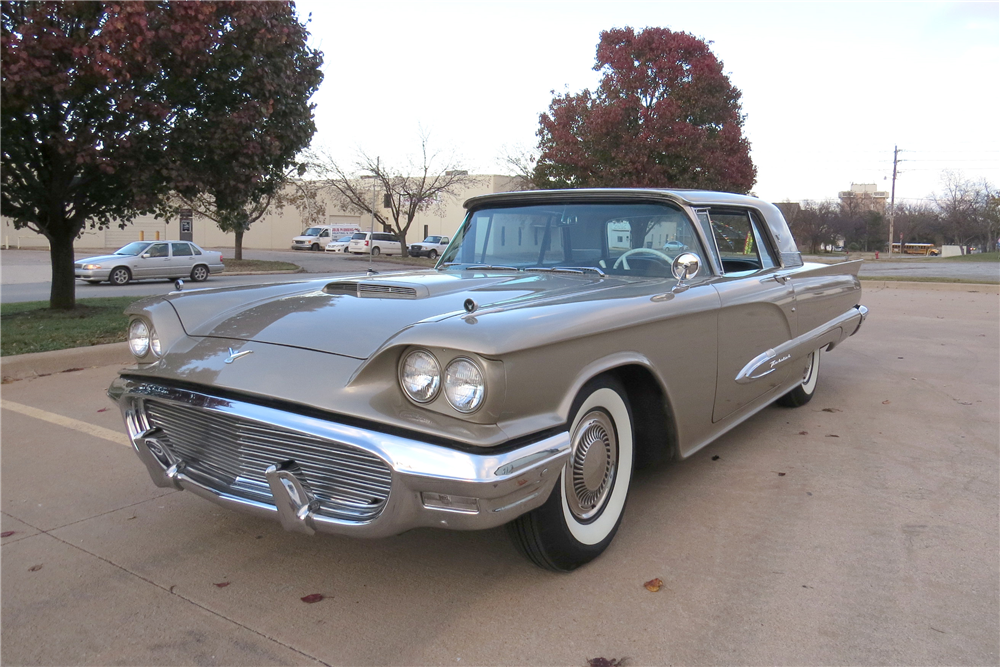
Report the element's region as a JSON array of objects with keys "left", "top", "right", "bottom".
[{"left": 108, "top": 377, "right": 568, "bottom": 537}]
